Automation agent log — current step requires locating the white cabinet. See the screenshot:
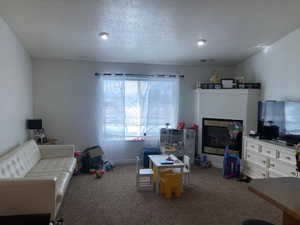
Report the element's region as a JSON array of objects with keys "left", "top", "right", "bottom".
[{"left": 243, "top": 136, "right": 298, "bottom": 179}]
